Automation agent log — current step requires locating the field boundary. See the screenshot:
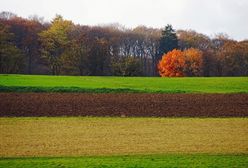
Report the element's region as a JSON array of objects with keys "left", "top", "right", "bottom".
[
  {"left": 1, "top": 86, "right": 248, "bottom": 94},
  {"left": 1, "top": 153, "right": 248, "bottom": 159},
  {"left": 0, "top": 86, "right": 189, "bottom": 94}
]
